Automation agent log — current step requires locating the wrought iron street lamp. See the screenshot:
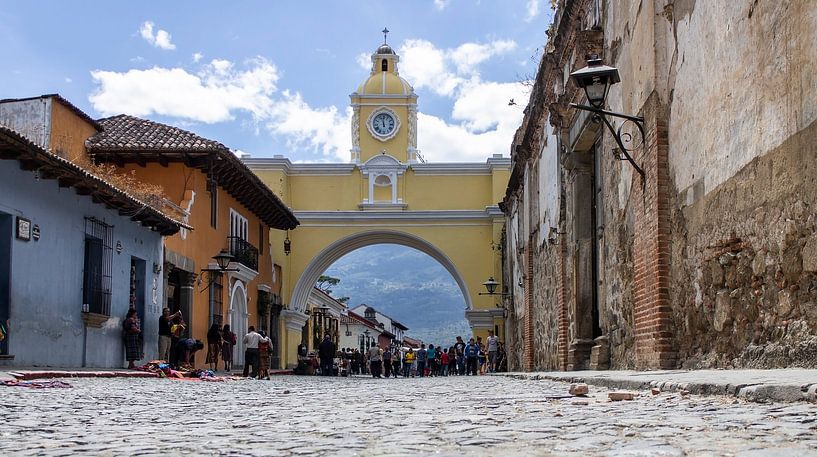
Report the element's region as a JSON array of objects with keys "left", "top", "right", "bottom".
[
  {"left": 479, "top": 276, "right": 511, "bottom": 297},
  {"left": 213, "top": 249, "right": 235, "bottom": 270},
  {"left": 284, "top": 231, "right": 291, "bottom": 256},
  {"left": 199, "top": 249, "right": 239, "bottom": 291},
  {"left": 570, "top": 56, "right": 646, "bottom": 179}
]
